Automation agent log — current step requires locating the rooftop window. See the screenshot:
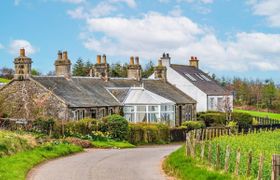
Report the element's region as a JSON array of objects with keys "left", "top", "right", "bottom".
[
  {"left": 184, "top": 73, "right": 196, "bottom": 81},
  {"left": 199, "top": 73, "right": 211, "bottom": 81}
]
